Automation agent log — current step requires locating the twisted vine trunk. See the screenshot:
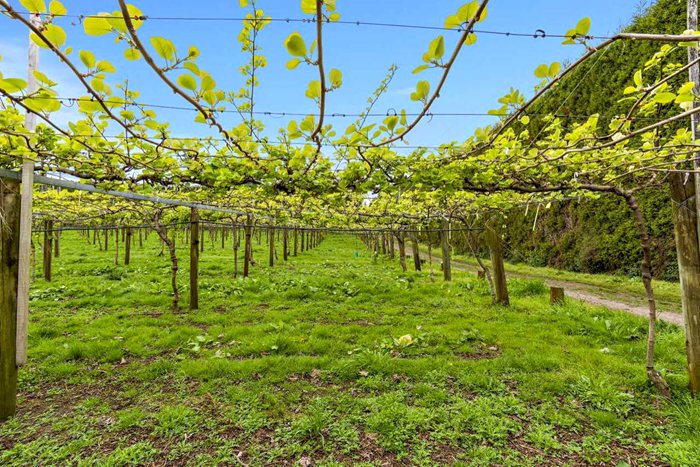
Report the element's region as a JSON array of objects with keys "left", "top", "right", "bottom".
[
  {"left": 153, "top": 213, "right": 179, "bottom": 310},
  {"left": 621, "top": 191, "right": 671, "bottom": 398}
]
